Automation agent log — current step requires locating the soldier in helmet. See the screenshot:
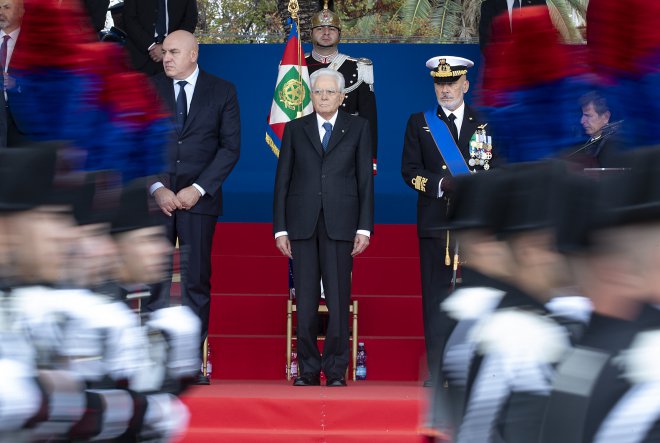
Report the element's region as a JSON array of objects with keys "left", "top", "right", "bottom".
[{"left": 306, "top": 0, "right": 378, "bottom": 174}]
